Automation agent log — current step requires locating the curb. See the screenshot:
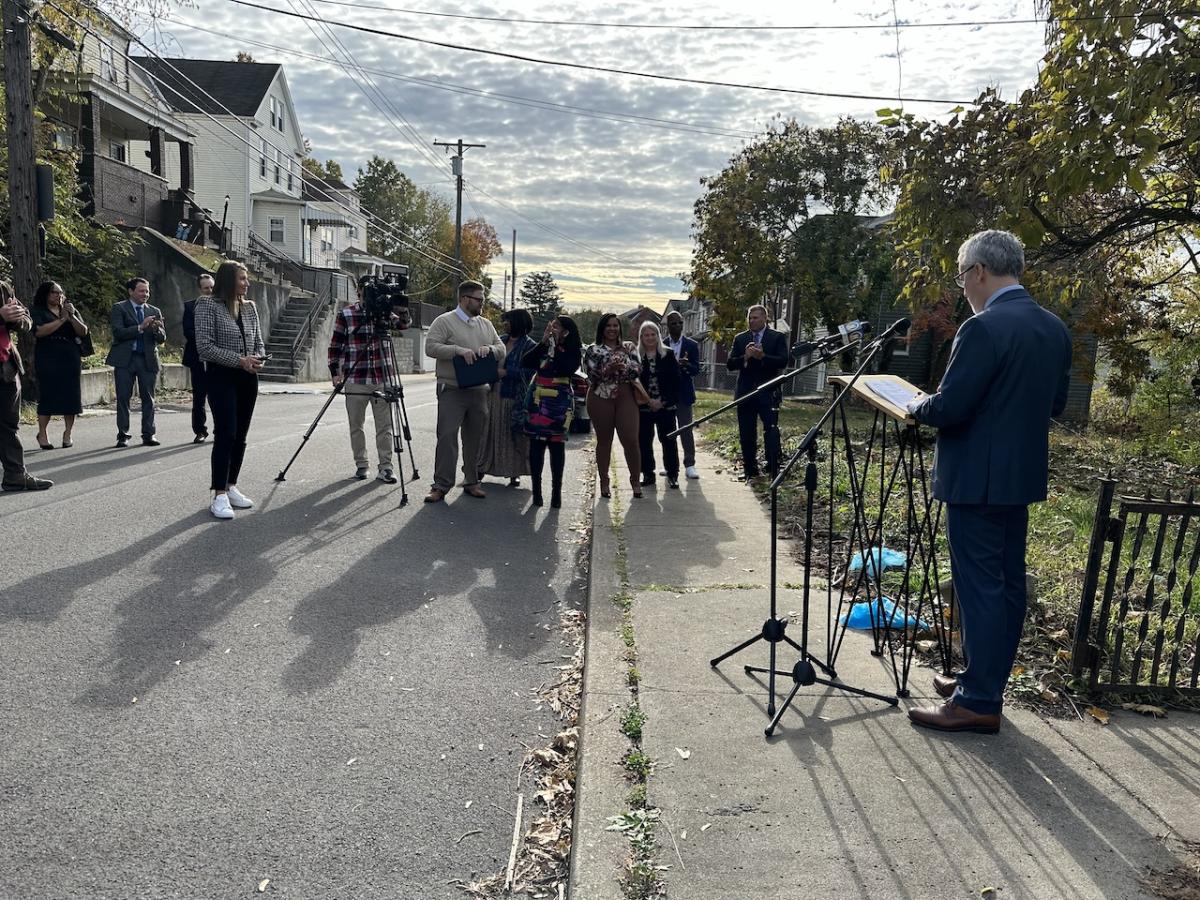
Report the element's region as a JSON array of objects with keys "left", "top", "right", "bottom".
[{"left": 568, "top": 474, "right": 633, "bottom": 900}]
